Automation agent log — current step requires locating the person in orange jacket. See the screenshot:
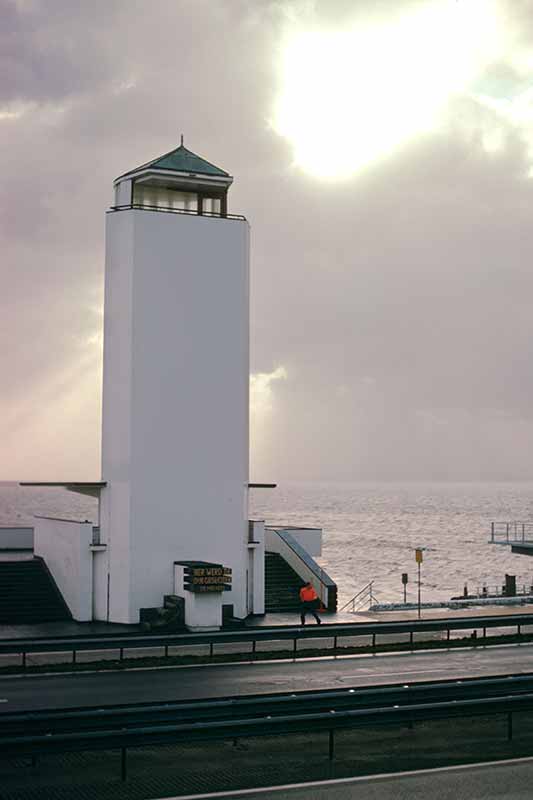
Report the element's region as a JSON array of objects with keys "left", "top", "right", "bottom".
[{"left": 299, "top": 582, "right": 322, "bottom": 625}]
